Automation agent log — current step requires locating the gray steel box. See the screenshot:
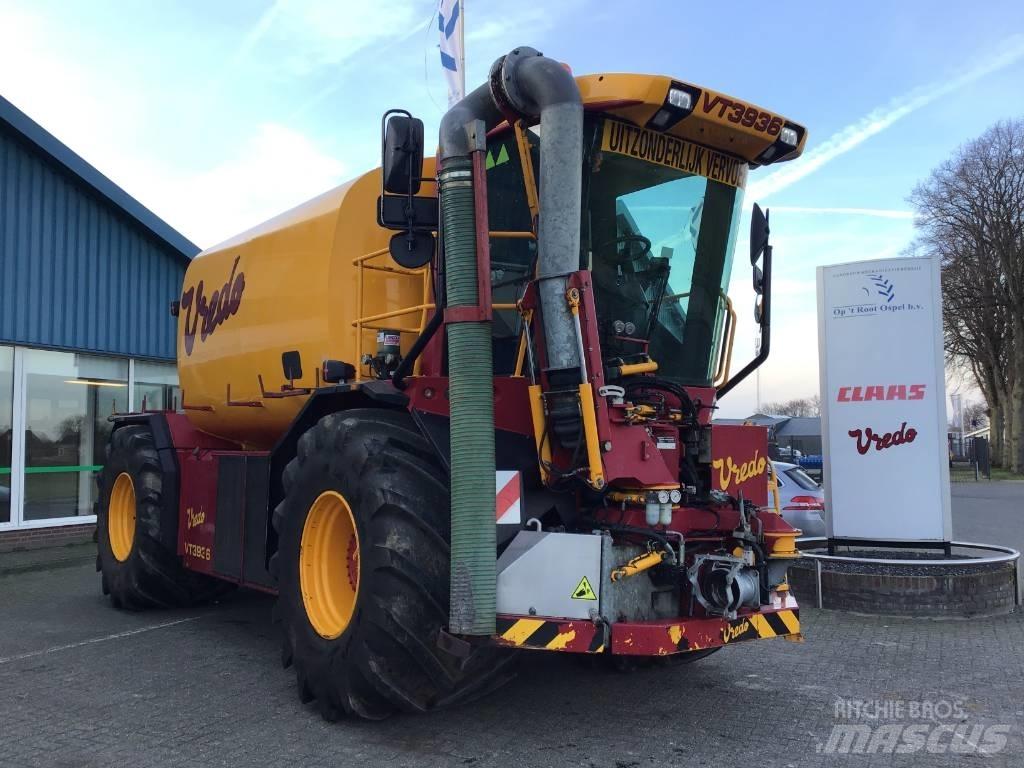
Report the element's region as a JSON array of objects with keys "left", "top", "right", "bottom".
[{"left": 496, "top": 531, "right": 603, "bottom": 619}]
